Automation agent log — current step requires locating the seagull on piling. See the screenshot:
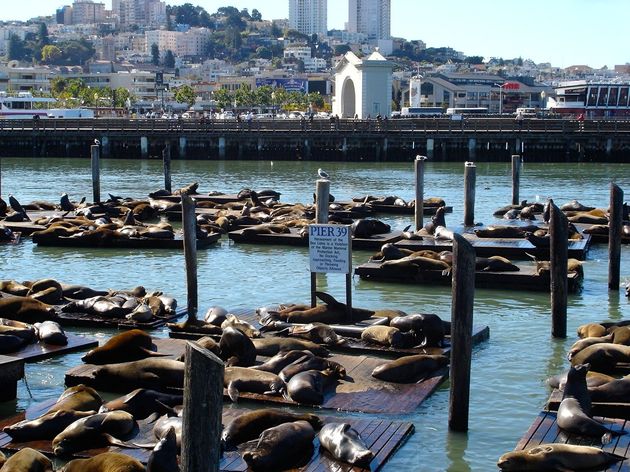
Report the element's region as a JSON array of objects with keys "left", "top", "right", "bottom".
[
  {"left": 317, "top": 168, "right": 330, "bottom": 180},
  {"left": 94, "top": 138, "right": 100, "bottom": 146}
]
